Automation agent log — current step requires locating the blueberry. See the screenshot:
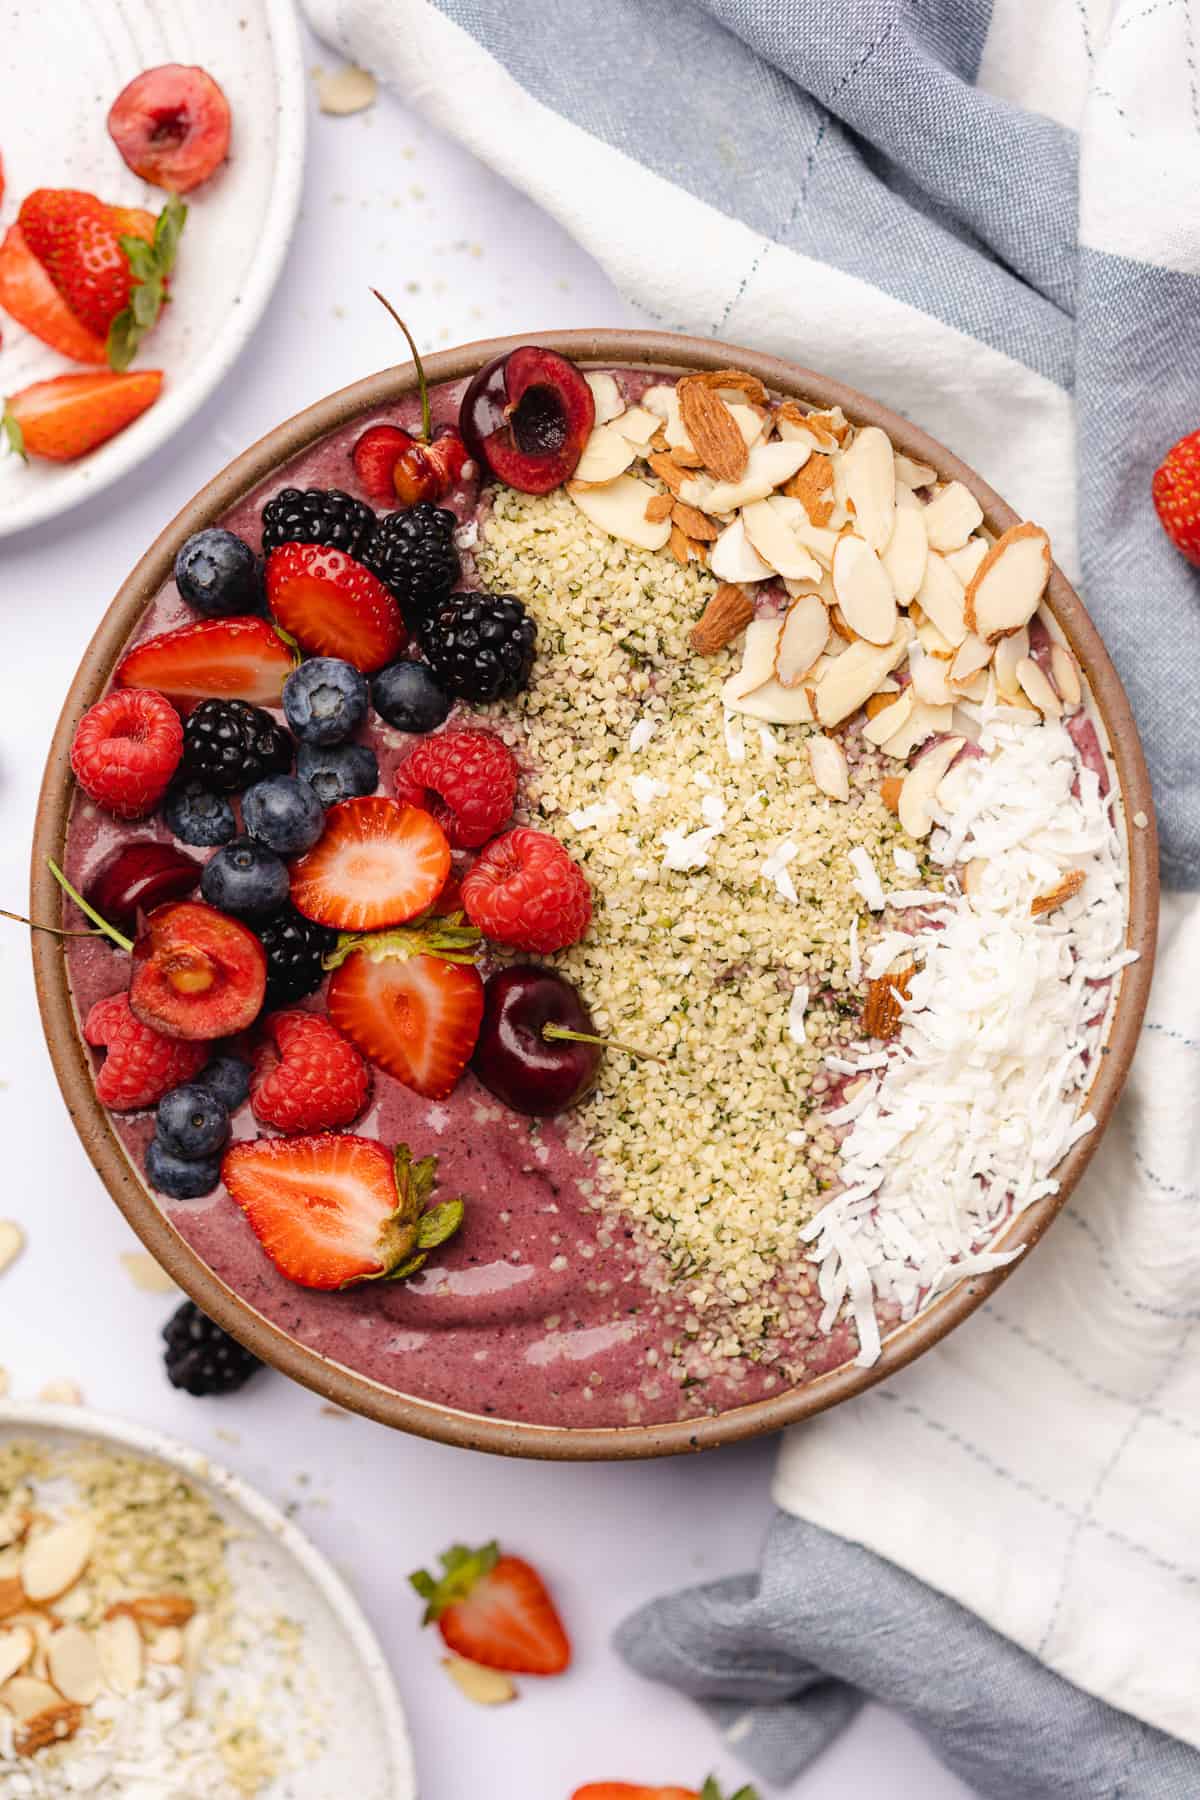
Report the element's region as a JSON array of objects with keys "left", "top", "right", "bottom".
[
  {"left": 200, "top": 836, "right": 290, "bottom": 917},
  {"left": 156, "top": 1083, "right": 230, "bottom": 1159},
  {"left": 242, "top": 775, "right": 325, "bottom": 856},
  {"left": 283, "top": 658, "right": 369, "bottom": 746},
  {"left": 371, "top": 659, "right": 452, "bottom": 734},
  {"left": 164, "top": 779, "right": 237, "bottom": 848},
  {"left": 297, "top": 742, "right": 379, "bottom": 809},
  {"left": 145, "top": 1135, "right": 221, "bottom": 1199},
  {"left": 196, "top": 1055, "right": 251, "bottom": 1112},
  {"left": 174, "top": 529, "right": 263, "bottom": 618}
]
